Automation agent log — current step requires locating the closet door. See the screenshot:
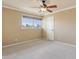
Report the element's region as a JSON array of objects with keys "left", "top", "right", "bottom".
[{"left": 42, "top": 16, "right": 54, "bottom": 40}]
